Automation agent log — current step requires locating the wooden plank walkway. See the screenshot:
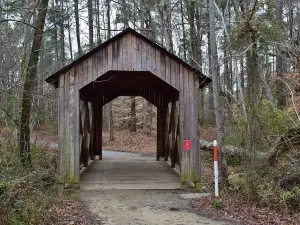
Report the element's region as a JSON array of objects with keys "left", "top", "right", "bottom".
[{"left": 80, "top": 154, "right": 181, "bottom": 190}]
